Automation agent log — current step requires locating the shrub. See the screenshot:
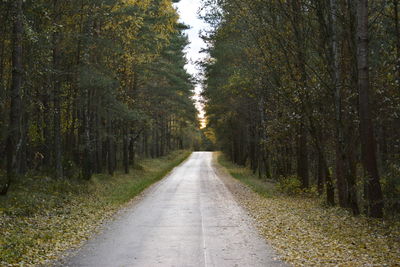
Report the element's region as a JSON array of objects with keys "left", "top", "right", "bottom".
[{"left": 277, "top": 175, "right": 302, "bottom": 195}]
